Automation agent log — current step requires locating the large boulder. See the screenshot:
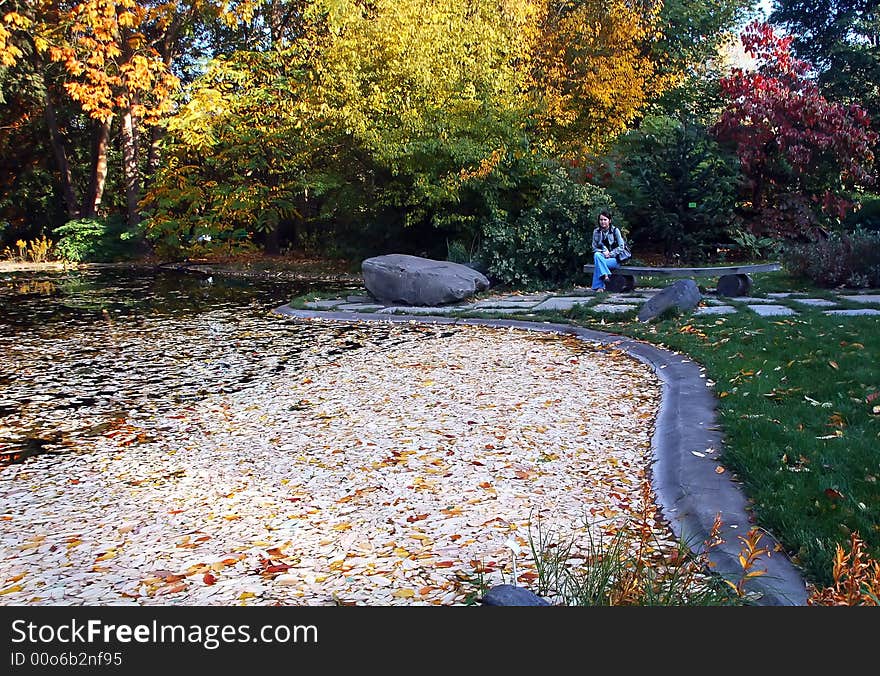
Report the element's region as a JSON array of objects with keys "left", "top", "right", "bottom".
[
  {"left": 637, "top": 279, "right": 701, "bottom": 322},
  {"left": 362, "top": 254, "right": 490, "bottom": 306}
]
